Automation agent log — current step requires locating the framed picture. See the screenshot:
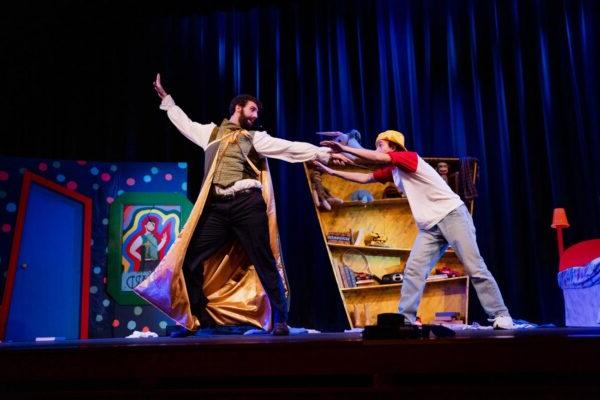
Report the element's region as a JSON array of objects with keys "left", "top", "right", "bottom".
[{"left": 107, "top": 192, "right": 192, "bottom": 305}]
